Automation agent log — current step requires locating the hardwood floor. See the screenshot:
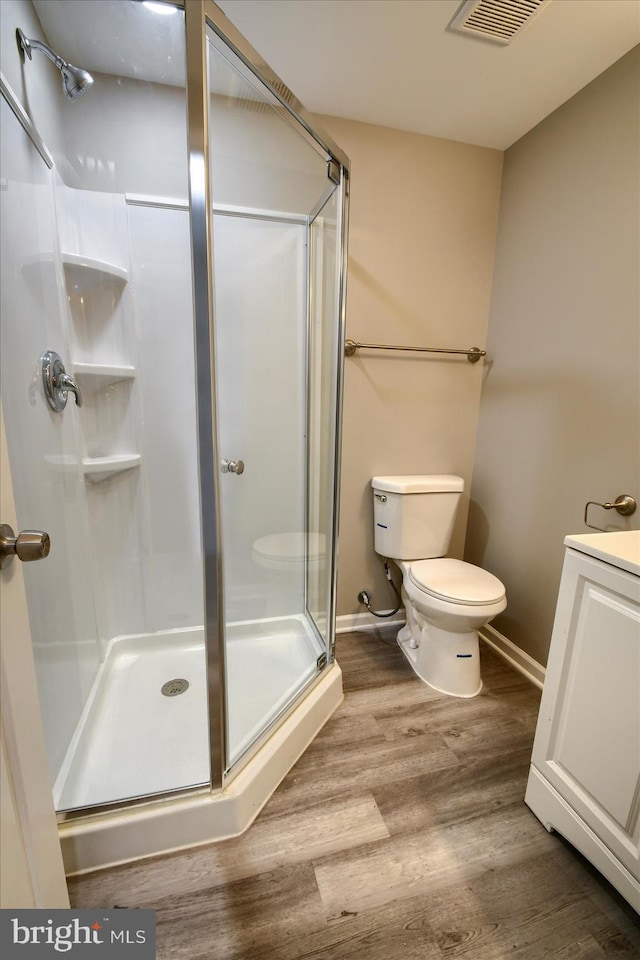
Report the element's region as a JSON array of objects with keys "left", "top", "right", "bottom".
[{"left": 68, "top": 629, "right": 640, "bottom": 959}]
